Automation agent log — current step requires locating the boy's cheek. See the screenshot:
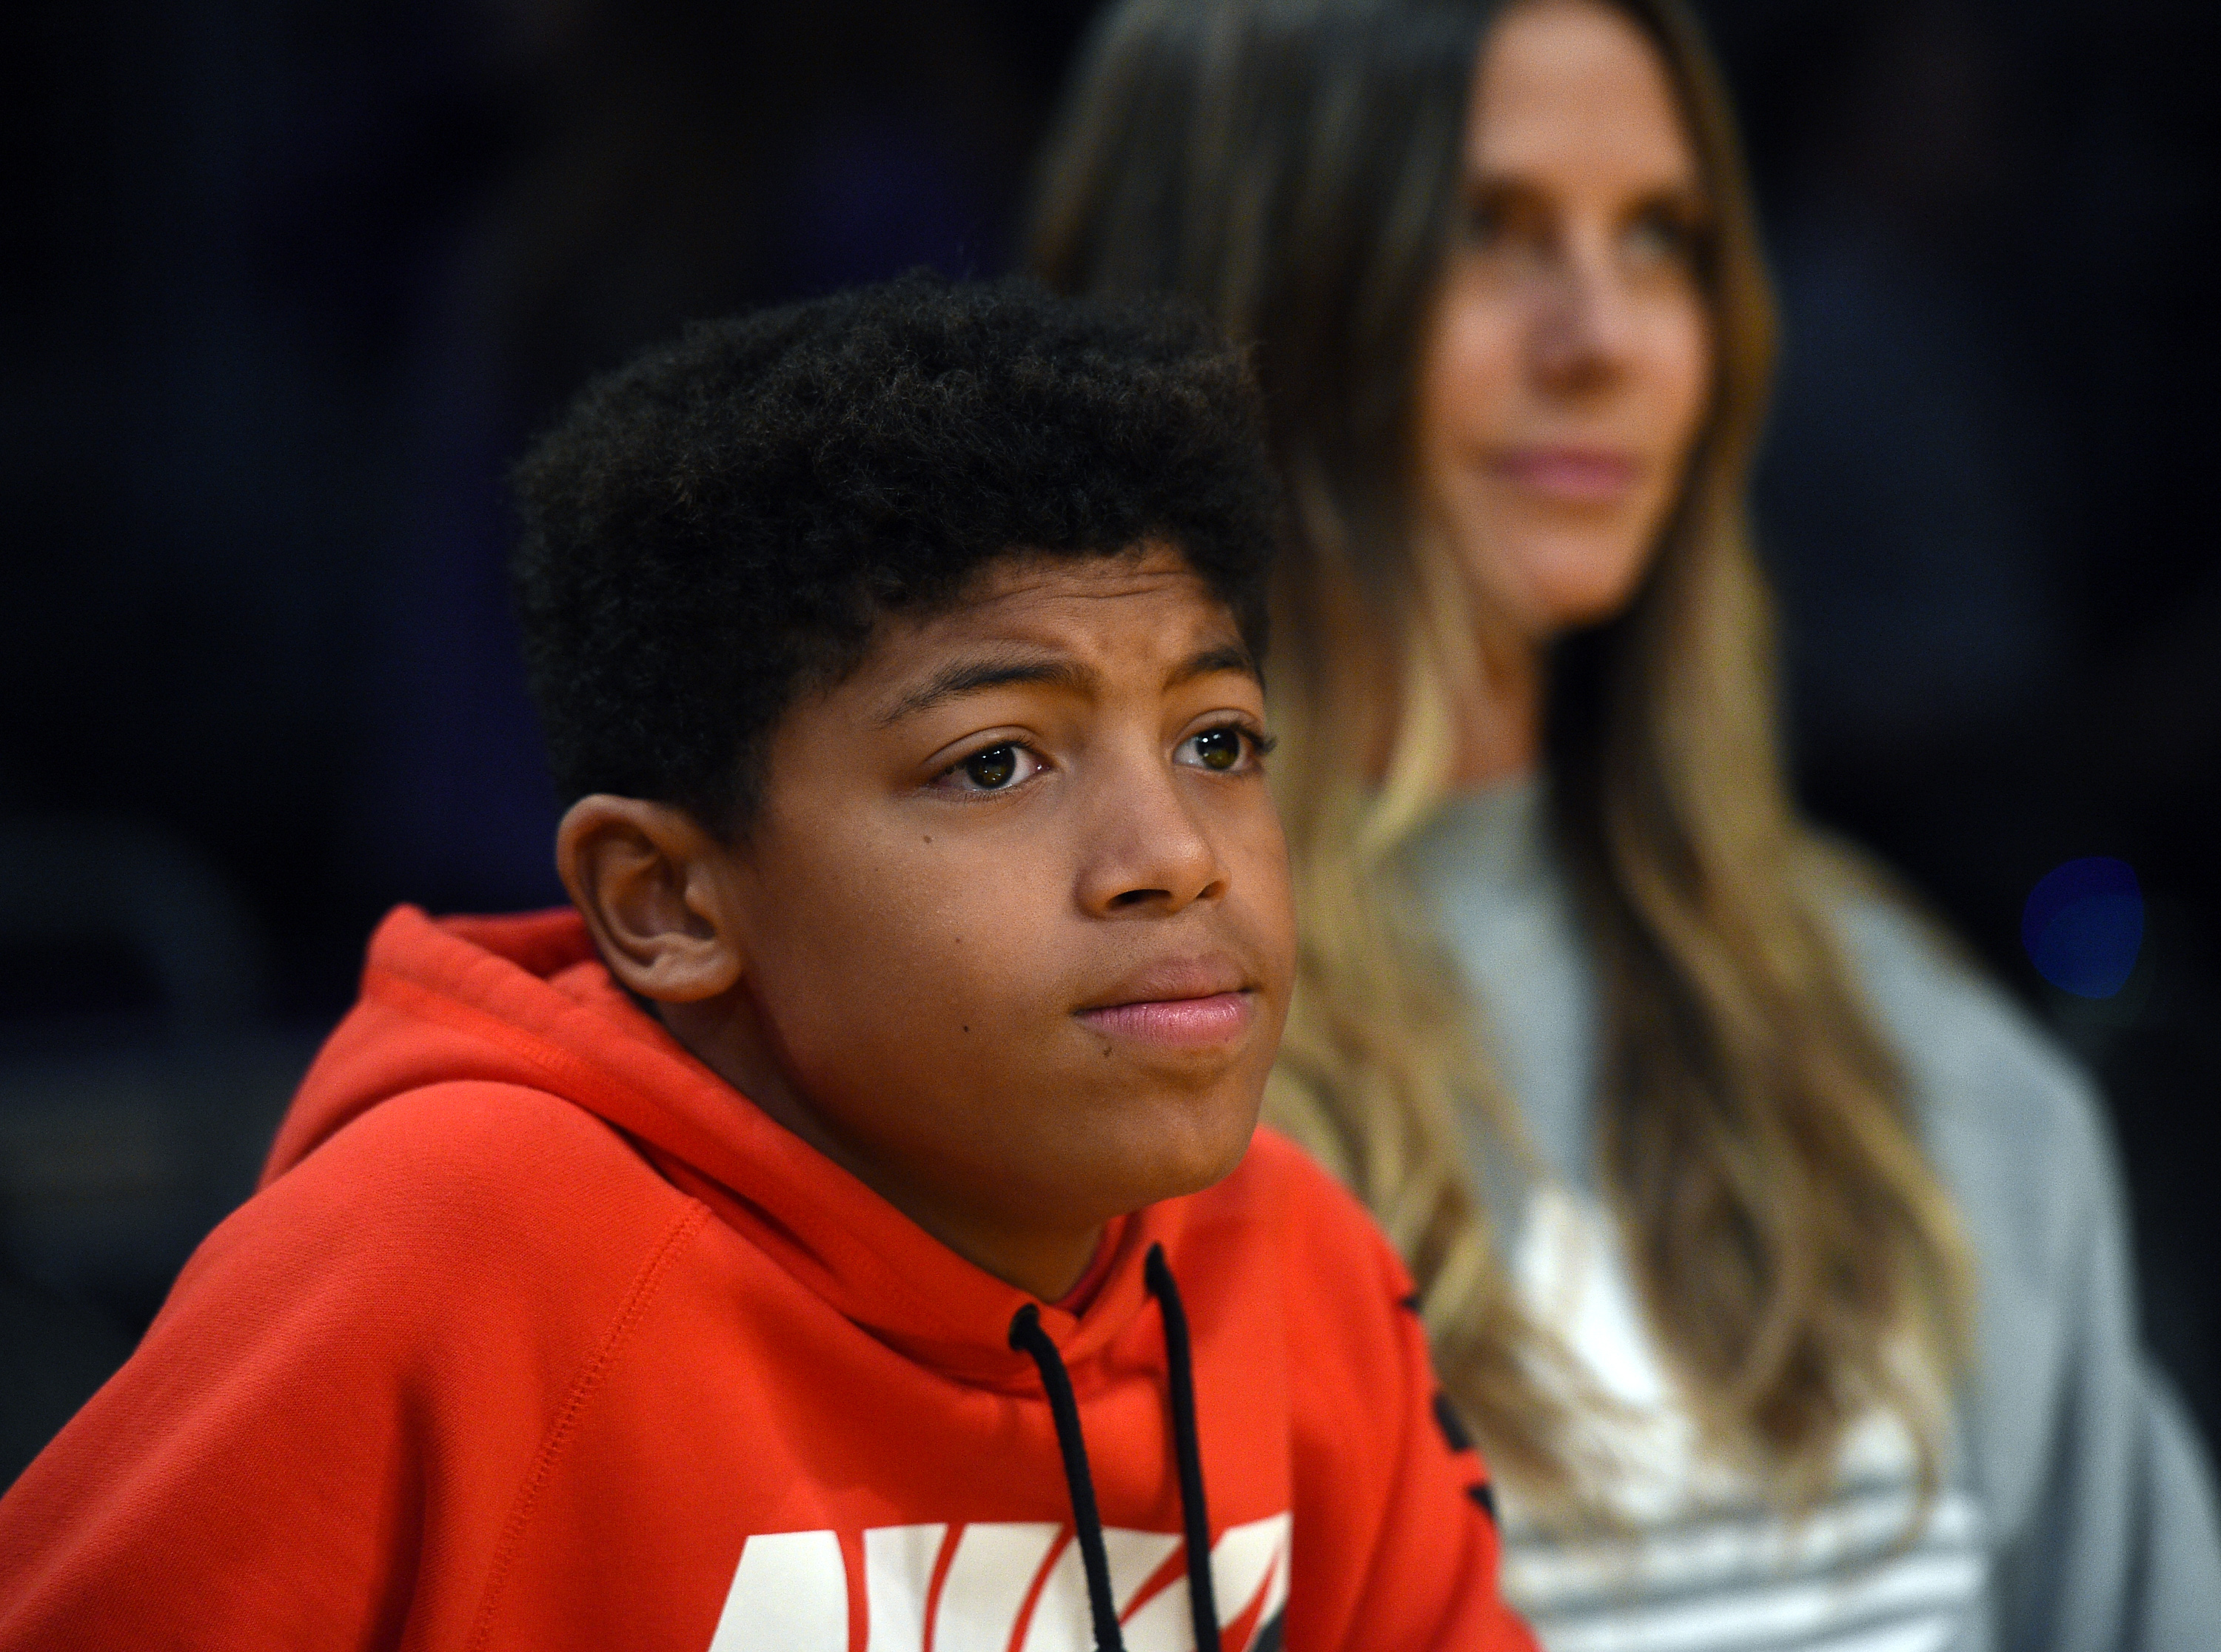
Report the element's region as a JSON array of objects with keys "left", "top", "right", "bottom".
[
  {"left": 1228, "top": 807, "right": 1299, "bottom": 1007},
  {"left": 772, "top": 949, "right": 1275, "bottom": 1225},
  {"left": 748, "top": 793, "right": 1288, "bottom": 1197},
  {"left": 758, "top": 852, "right": 1082, "bottom": 1075}
]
